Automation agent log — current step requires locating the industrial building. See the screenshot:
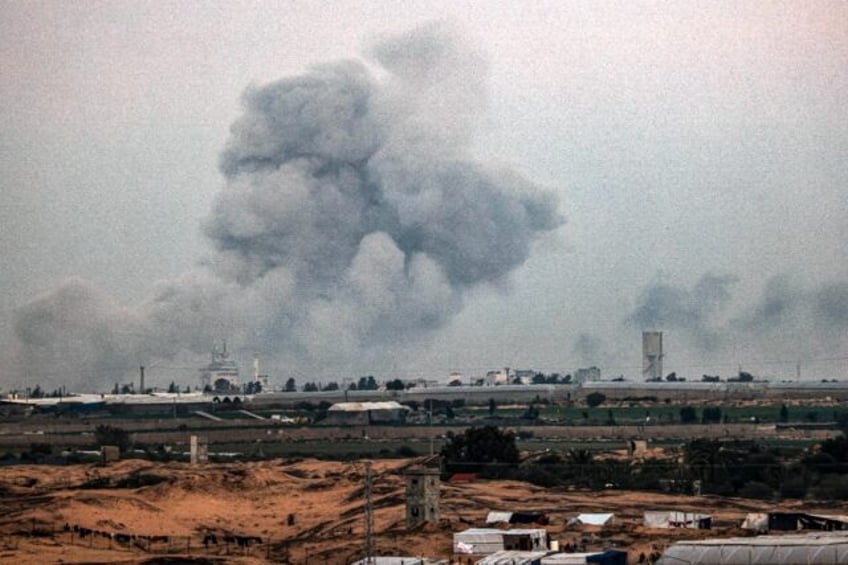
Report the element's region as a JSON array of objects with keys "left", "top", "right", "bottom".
[{"left": 324, "top": 401, "right": 410, "bottom": 425}]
